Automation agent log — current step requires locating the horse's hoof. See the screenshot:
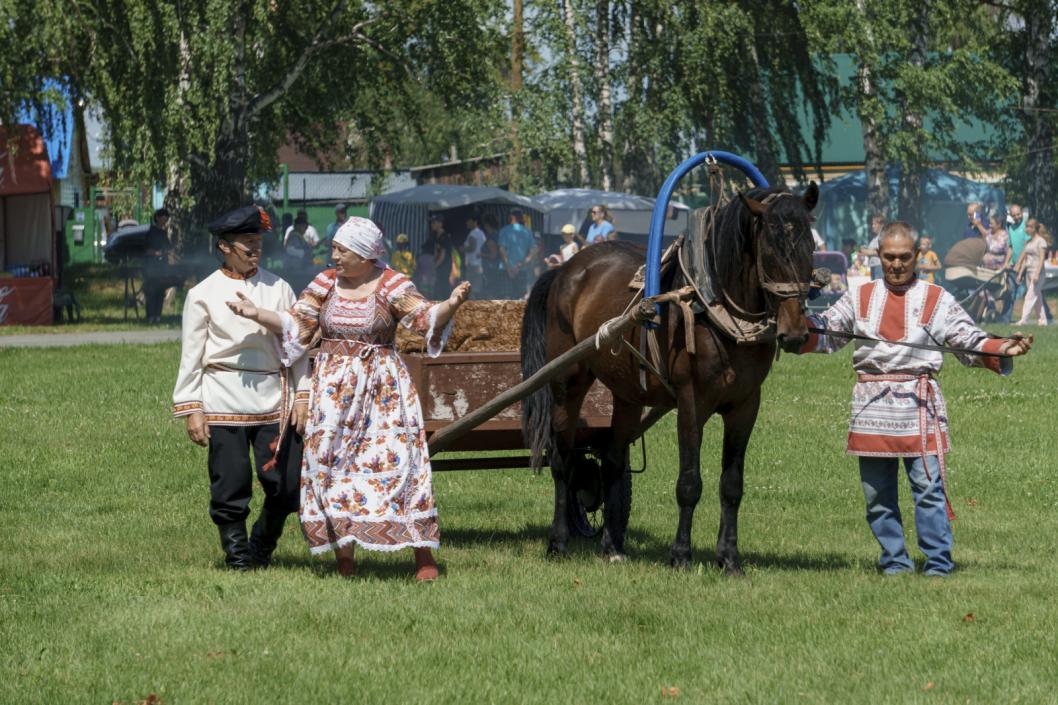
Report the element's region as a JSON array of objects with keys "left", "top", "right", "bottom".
[
  {"left": 546, "top": 544, "right": 569, "bottom": 560},
  {"left": 717, "top": 558, "right": 745, "bottom": 577},
  {"left": 605, "top": 552, "right": 629, "bottom": 564},
  {"left": 670, "top": 555, "right": 692, "bottom": 570}
]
